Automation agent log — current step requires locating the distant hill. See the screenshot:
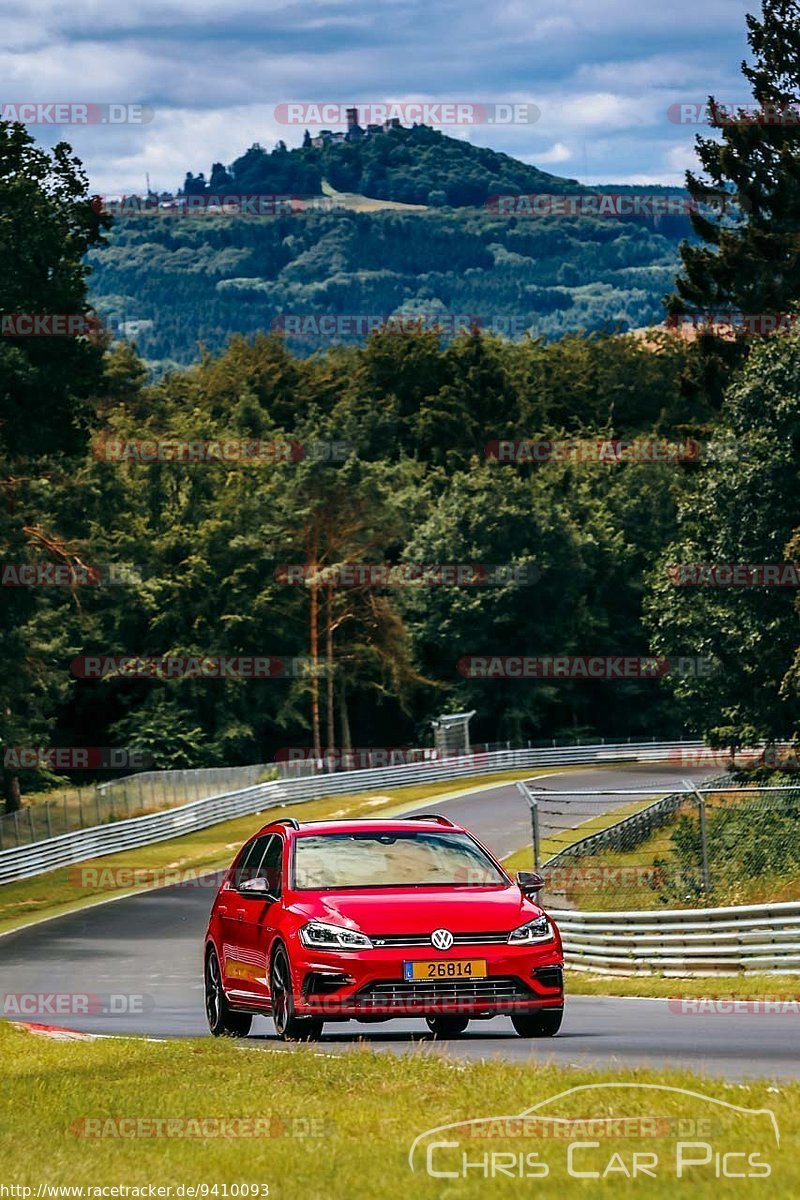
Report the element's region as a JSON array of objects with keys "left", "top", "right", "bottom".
[
  {"left": 183, "top": 122, "right": 586, "bottom": 208},
  {"left": 88, "top": 126, "right": 695, "bottom": 372}
]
